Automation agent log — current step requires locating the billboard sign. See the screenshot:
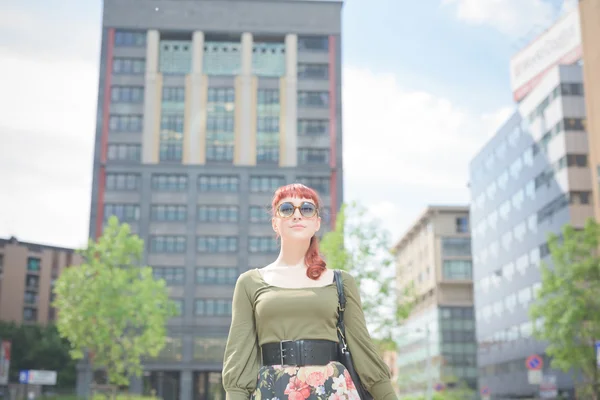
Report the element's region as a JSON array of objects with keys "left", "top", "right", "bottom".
[
  {"left": 0, "top": 340, "right": 11, "bottom": 385},
  {"left": 509, "top": 8, "right": 582, "bottom": 102}
]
